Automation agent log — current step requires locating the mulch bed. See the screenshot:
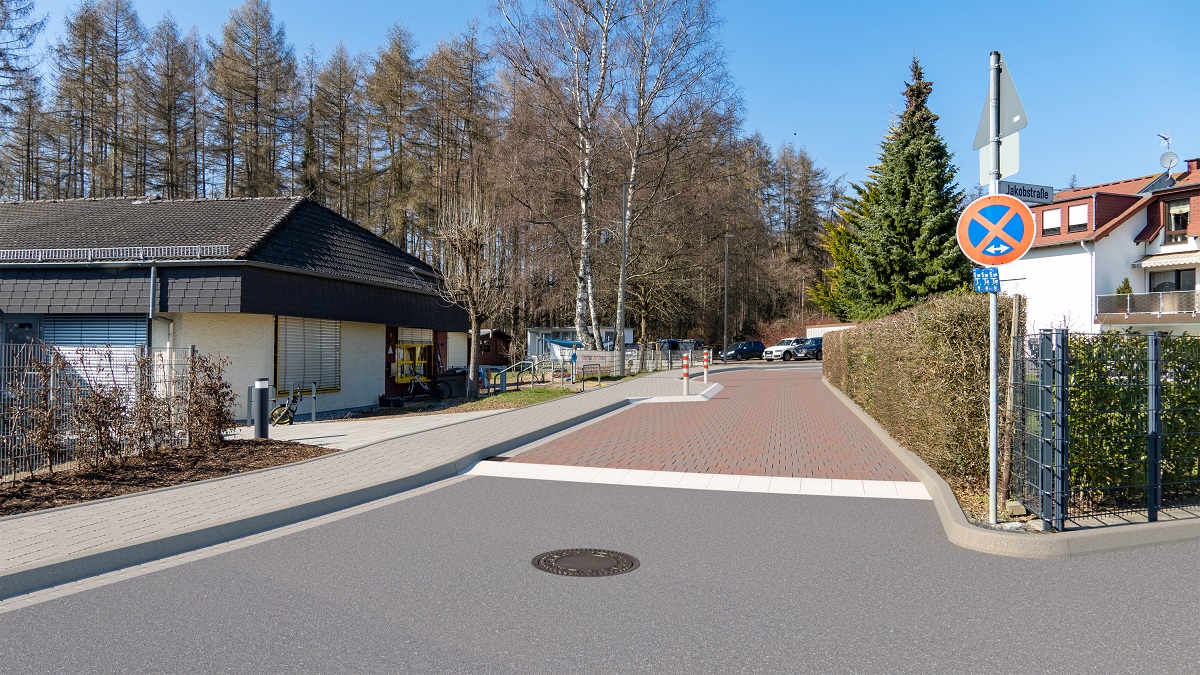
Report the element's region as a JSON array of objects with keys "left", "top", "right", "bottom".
[{"left": 0, "top": 439, "right": 340, "bottom": 518}]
